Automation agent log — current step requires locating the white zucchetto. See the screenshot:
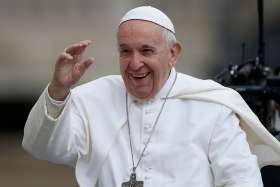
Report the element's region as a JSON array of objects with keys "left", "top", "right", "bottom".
[{"left": 120, "top": 6, "right": 175, "bottom": 33}]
